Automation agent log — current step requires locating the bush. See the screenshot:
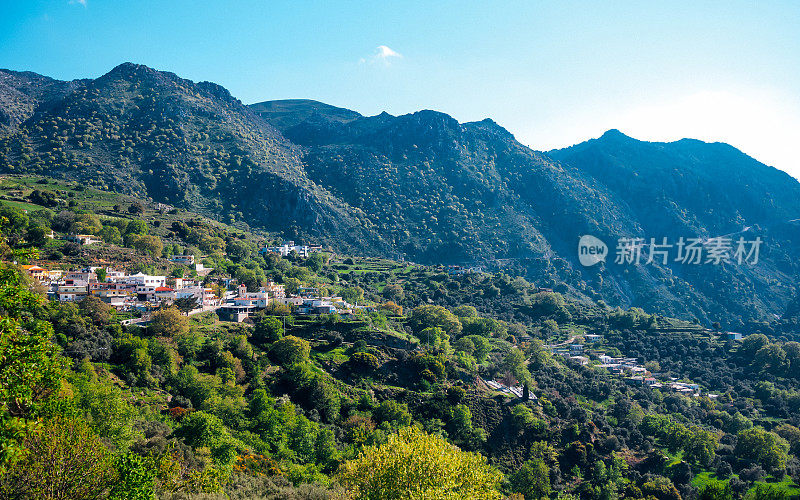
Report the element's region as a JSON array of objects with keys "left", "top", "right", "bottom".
[
  {"left": 349, "top": 352, "right": 380, "bottom": 372},
  {"left": 149, "top": 307, "right": 188, "bottom": 337},
  {"left": 269, "top": 336, "right": 310, "bottom": 366},
  {"left": 2, "top": 417, "right": 115, "bottom": 499},
  {"left": 252, "top": 314, "right": 283, "bottom": 346},
  {"left": 337, "top": 426, "right": 503, "bottom": 499}
]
